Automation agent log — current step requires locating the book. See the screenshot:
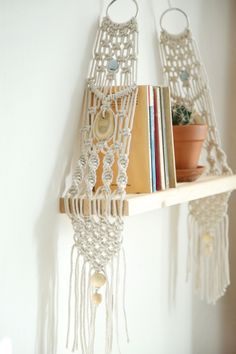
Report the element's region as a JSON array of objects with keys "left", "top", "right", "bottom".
[
  {"left": 162, "top": 87, "right": 177, "bottom": 188},
  {"left": 95, "top": 85, "right": 153, "bottom": 193},
  {"left": 148, "top": 86, "right": 156, "bottom": 192},
  {"left": 153, "top": 87, "right": 165, "bottom": 191},
  {"left": 126, "top": 85, "right": 152, "bottom": 193},
  {"left": 160, "top": 87, "right": 170, "bottom": 189},
  {"left": 154, "top": 87, "right": 166, "bottom": 190}
]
